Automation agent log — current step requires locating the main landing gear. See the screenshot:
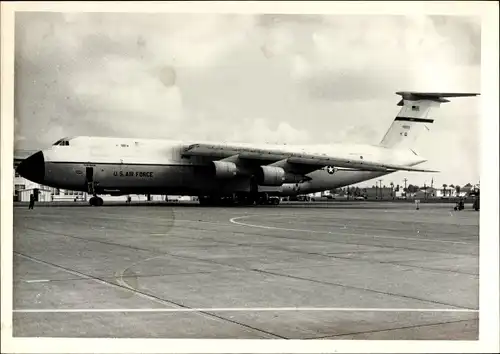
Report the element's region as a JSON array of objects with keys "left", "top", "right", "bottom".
[
  {"left": 89, "top": 195, "right": 104, "bottom": 206},
  {"left": 198, "top": 193, "right": 281, "bottom": 206}
]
